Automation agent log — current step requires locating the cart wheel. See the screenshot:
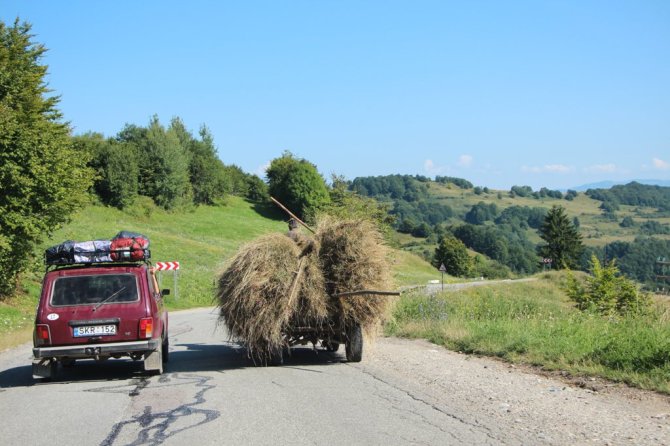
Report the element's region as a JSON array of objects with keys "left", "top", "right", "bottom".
[
  {"left": 324, "top": 341, "right": 340, "bottom": 353},
  {"left": 345, "top": 324, "right": 363, "bottom": 362}
]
